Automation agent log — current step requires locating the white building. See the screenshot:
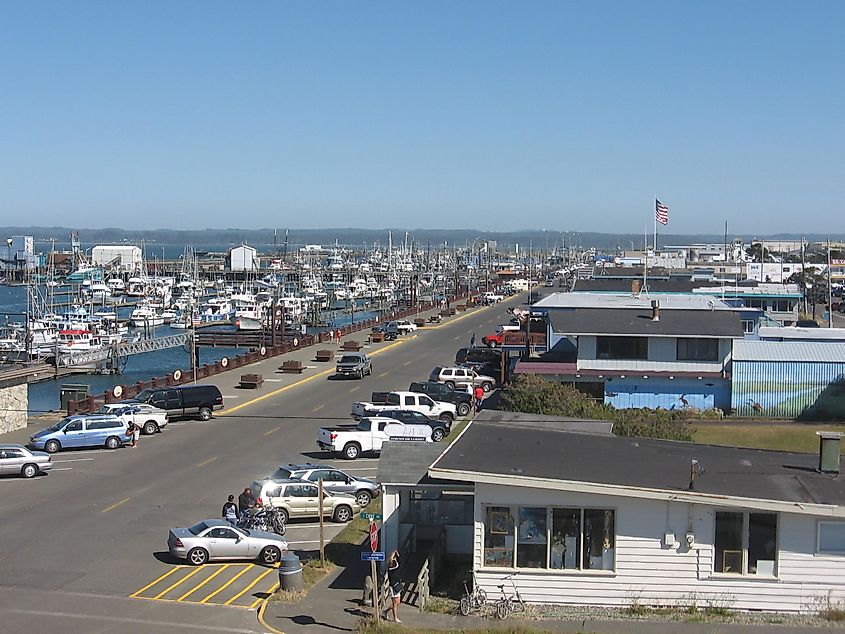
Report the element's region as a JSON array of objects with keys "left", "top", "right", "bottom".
[
  {"left": 422, "top": 418, "right": 845, "bottom": 613},
  {"left": 229, "top": 244, "right": 258, "bottom": 272},
  {"left": 91, "top": 245, "right": 143, "bottom": 272}
]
